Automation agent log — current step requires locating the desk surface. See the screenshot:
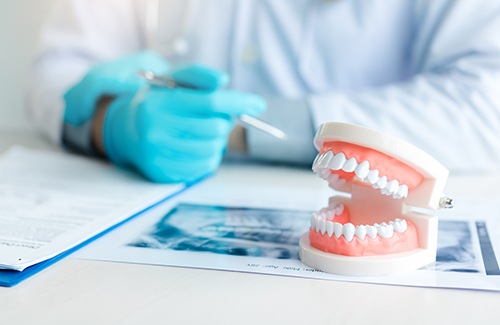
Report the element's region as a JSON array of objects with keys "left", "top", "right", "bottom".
[{"left": 0, "top": 130, "right": 499, "bottom": 325}]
